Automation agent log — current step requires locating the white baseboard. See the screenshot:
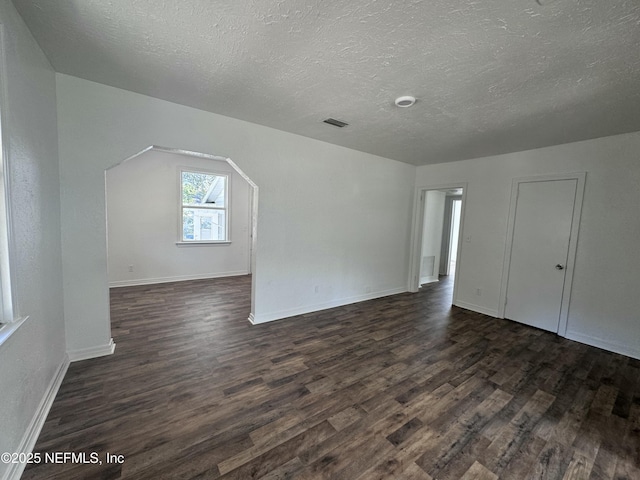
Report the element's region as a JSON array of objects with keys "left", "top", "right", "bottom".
[
  {"left": 419, "top": 276, "right": 439, "bottom": 285},
  {"left": 250, "top": 287, "right": 407, "bottom": 324},
  {"left": 248, "top": 313, "right": 256, "bottom": 325},
  {"left": 454, "top": 301, "right": 500, "bottom": 318},
  {"left": 109, "top": 270, "right": 249, "bottom": 288},
  {"left": 2, "top": 355, "right": 69, "bottom": 480},
  {"left": 565, "top": 330, "right": 640, "bottom": 360},
  {"left": 68, "top": 338, "right": 116, "bottom": 362}
]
